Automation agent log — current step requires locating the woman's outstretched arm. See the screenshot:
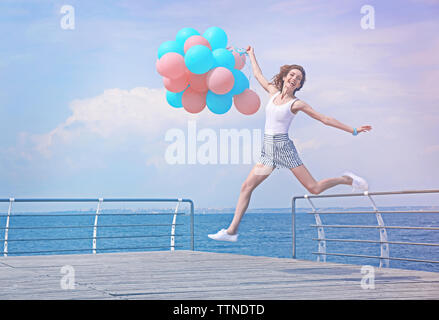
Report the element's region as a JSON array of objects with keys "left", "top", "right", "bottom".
[
  {"left": 294, "top": 100, "right": 372, "bottom": 134},
  {"left": 246, "top": 46, "right": 278, "bottom": 94}
]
